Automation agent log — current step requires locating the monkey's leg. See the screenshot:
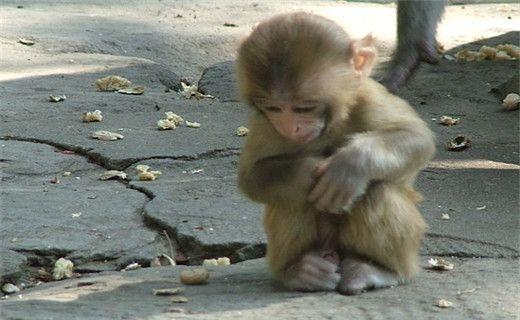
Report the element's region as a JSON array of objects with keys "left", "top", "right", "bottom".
[
  {"left": 381, "top": 0, "right": 445, "bottom": 92},
  {"left": 264, "top": 205, "right": 340, "bottom": 292},
  {"left": 337, "top": 182, "right": 426, "bottom": 295}
]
